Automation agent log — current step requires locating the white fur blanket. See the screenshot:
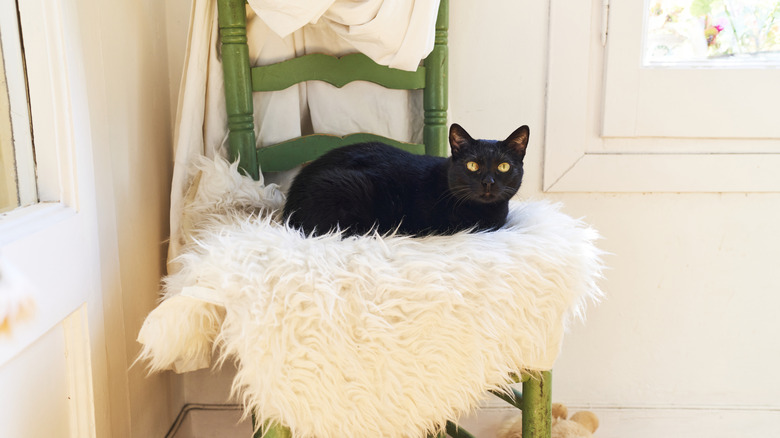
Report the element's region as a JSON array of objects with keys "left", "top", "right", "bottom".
[{"left": 138, "top": 158, "right": 604, "bottom": 438}]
